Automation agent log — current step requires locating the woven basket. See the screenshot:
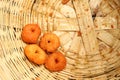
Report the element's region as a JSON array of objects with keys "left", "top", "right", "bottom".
[{"left": 0, "top": 0, "right": 120, "bottom": 80}]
